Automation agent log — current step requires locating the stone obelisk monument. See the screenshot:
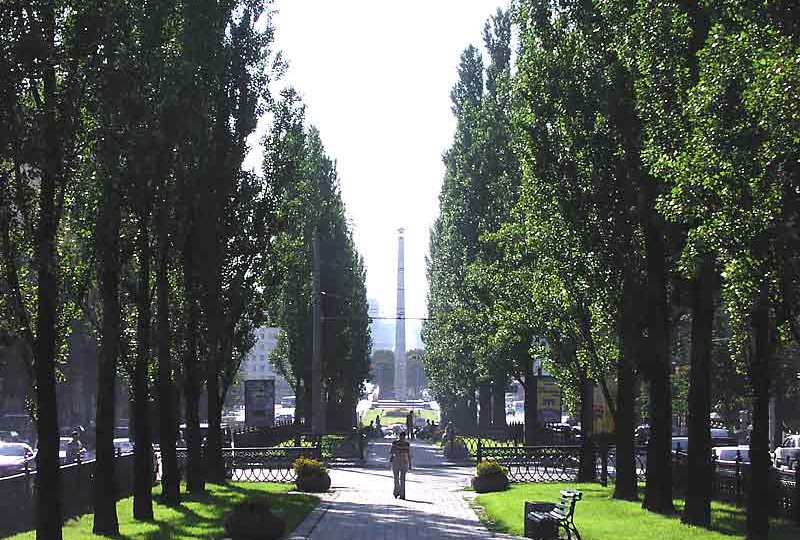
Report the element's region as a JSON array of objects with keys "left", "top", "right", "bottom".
[{"left": 394, "top": 228, "right": 407, "bottom": 401}]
